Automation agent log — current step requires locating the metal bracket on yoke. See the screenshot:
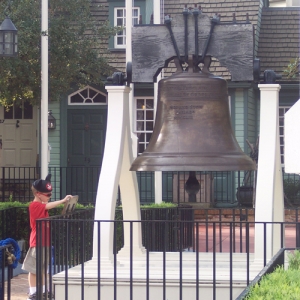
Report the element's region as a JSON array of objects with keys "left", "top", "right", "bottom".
[
  {"left": 164, "top": 15, "right": 184, "bottom": 68},
  {"left": 253, "top": 59, "right": 282, "bottom": 83},
  {"left": 106, "top": 62, "right": 132, "bottom": 86}
]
